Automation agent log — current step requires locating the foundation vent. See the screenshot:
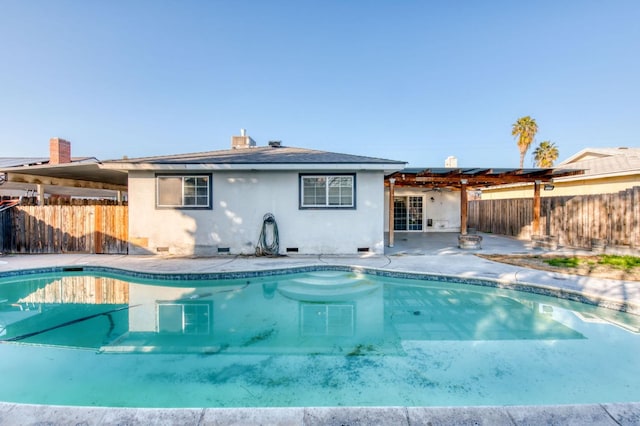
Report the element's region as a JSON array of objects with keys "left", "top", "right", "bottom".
[
  {"left": 286, "top": 247, "right": 299, "bottom": 253},
  {"left": 217, "top": 247, "right": 230, "bottom": 253},
  {"left": 357, "top": 247, "right": 370, "bottom": 253}
]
